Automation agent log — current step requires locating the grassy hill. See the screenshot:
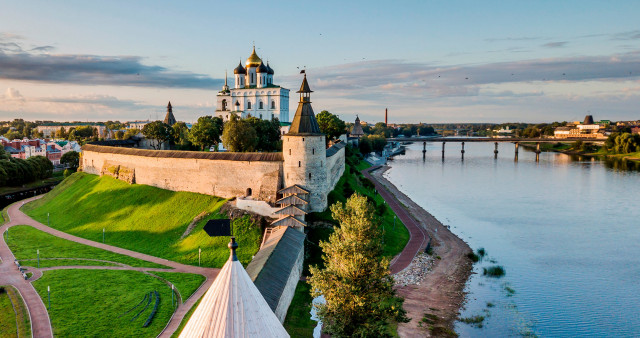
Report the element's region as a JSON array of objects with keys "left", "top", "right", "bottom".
[{"left": 23, "top": 173, "right": 261, "bottom": 267}]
